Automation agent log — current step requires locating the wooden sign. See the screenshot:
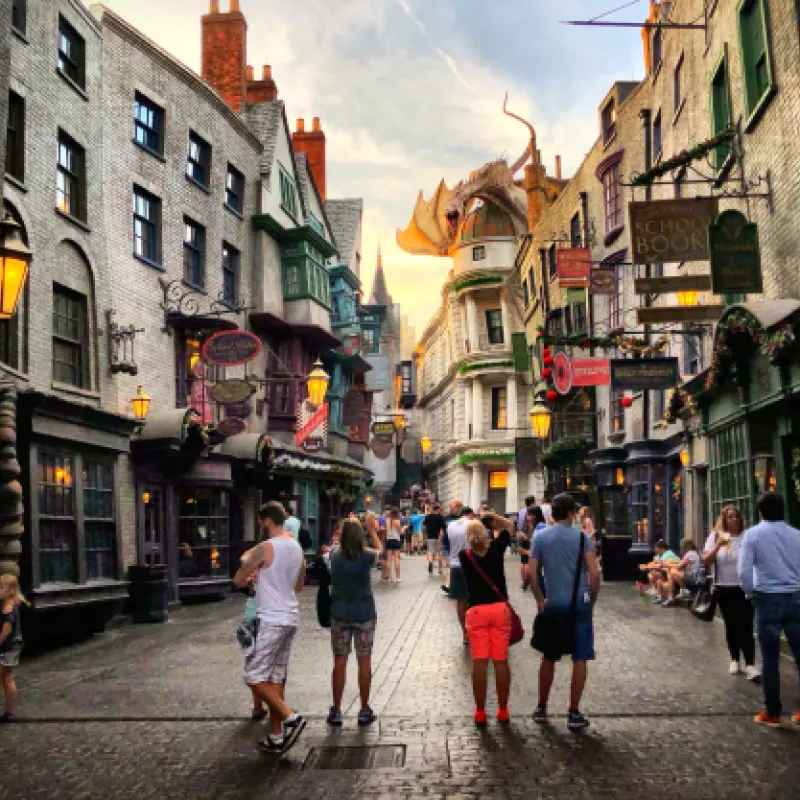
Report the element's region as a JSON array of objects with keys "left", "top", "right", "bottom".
[
  {"left": 629, "top": 198, "right": 719, "bottom": 264},
  {"left": 371, "top": 421, "right": 396, "bottom": 444},
  {"left": 636, "top": 305, "right": 724, "bottom": 325},
  {"left": 296, "top": 401, "right": 329, "bottom": 452},
  {"left": 590, "top": 266, "right": 615, "bottom": 295},
  {"left": 202, "top": 330, "right": 261, "bottom": 366},
  {"left": 572, "top": 358, "right": 611, "bottom": 387},
  {"left": 610, "top": 358, "right": 680, "bottom": 391},
  {"left": 341, "top": 389, "right": 366, "bottom": 427},
  {"left": 709, "top": 210, "right": 763, "bottom": 294},
  {"left": 515, "top": 437, "right": 541, "bottom": 472},
  {"left": 553, "top": 352, "right": 573, "bottom": 395},
  {"left": 369, "top": 439, "right": 394, "bottom": 460},
  {"left": 634, "top": 275, "right": 712, "bottom": 294},
  {"left": 216, "top": 417, "right": 247, "bottom": 437},
  {"left": 224, "top": 400, "right": 252, "bottom": 419},
  {"left": 210, "top": 379, "right": 254, "bottom": 404},
  {"left": 556, "top": 248, "right": 591, "bottom": 287}
]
